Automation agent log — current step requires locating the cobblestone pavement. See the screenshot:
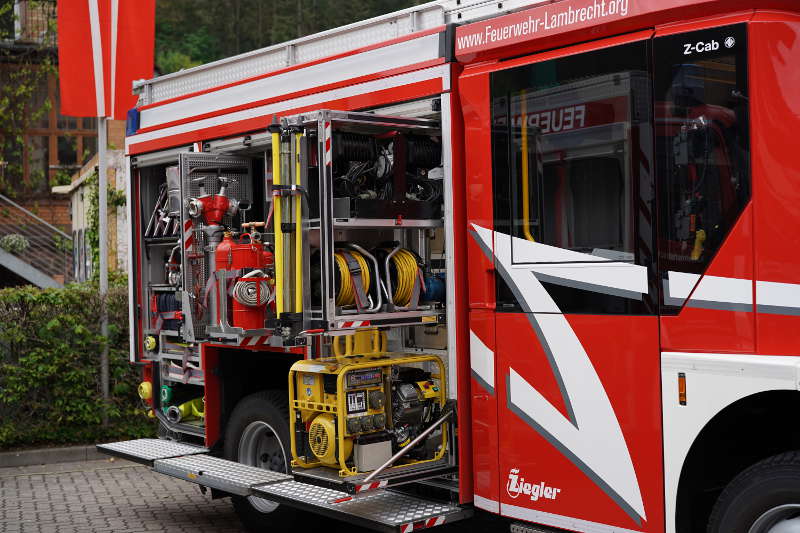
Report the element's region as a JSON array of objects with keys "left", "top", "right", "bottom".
[
  {"left": 0, "top": 459, "right": 246, "bottom": 533},
  {"left": 0, "top": 459, "right": 489, "bottom": 533}
]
